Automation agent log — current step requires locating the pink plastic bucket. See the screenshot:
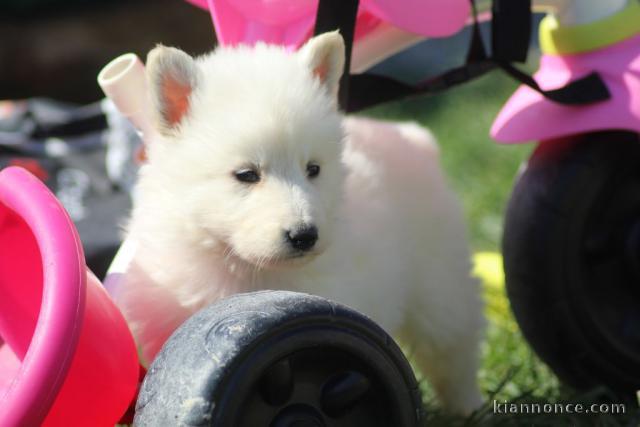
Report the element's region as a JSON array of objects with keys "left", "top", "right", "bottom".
[{"left": 0, "top": 166, "right": 139, "bottom": 426}]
